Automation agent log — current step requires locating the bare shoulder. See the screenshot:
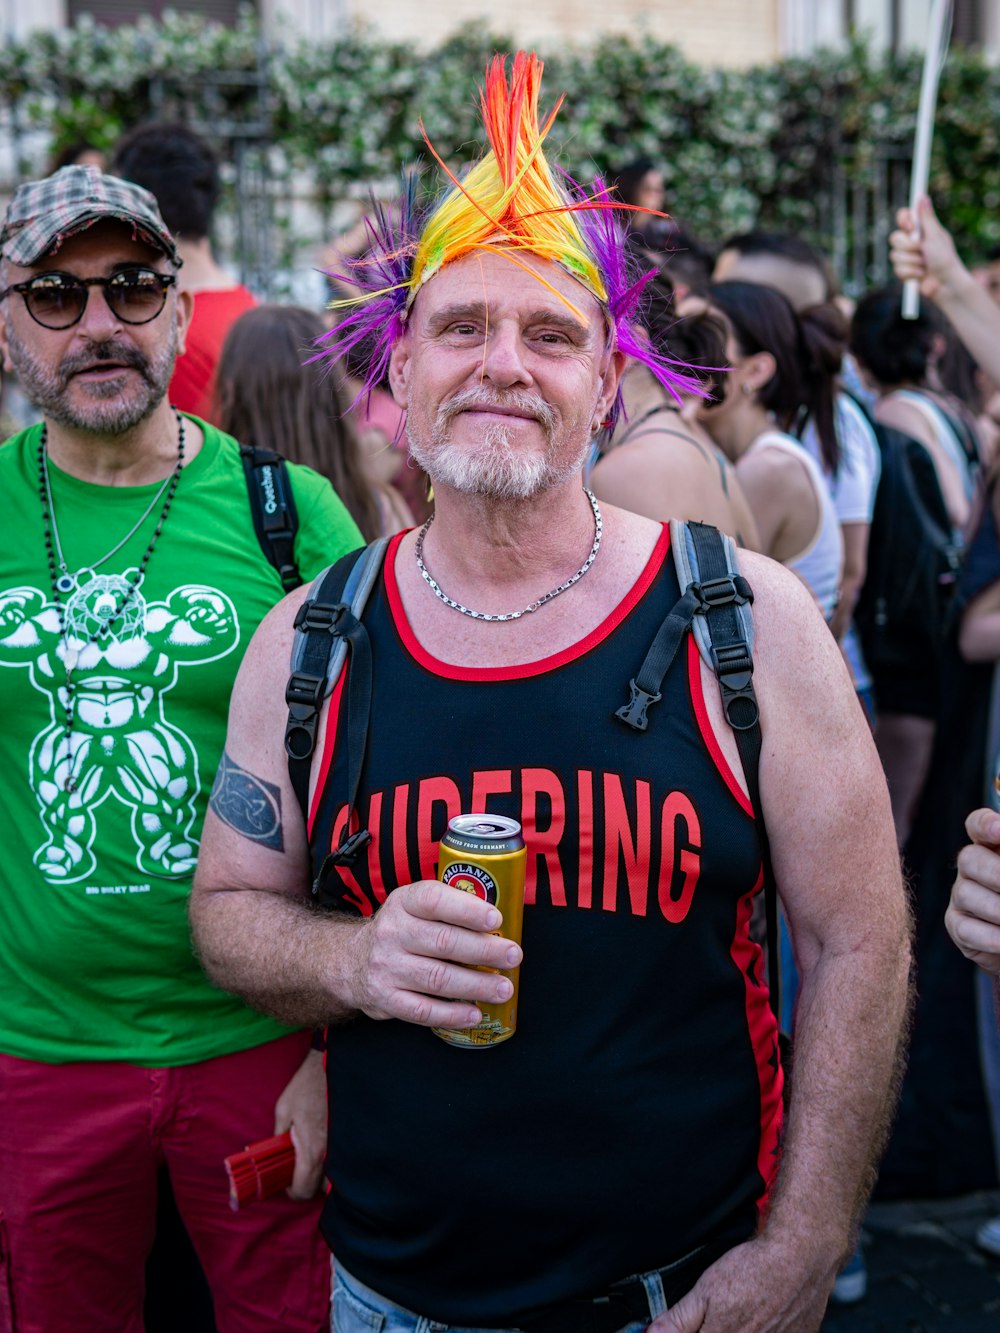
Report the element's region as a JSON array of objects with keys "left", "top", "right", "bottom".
[
  {"left": 591, "top": 440, "right": 679, "bottom": 511},
  {"left": 731, "top": 551, "right": 903, "bottom": 942},
  {"left": 737, "top": 550, "right": 844, "bottom": 686},
  {"left": 739, "top": 441, "right": 815, "bottom": 494},
  {"left": 227, "top": 584, "right": 312, "bottom": 756},
  {"left": 874, "top": 395, "right": 934, "bottom": 450}
]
